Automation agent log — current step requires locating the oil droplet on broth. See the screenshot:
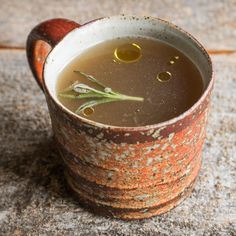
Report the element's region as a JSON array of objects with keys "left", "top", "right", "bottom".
[
  {"left": 83, "top": 107, "right": 94, "bottom": 116},
  {"left": 157, "top": 71, "right": 172, "bottom": 82},
  {"left": 114, "top": 43, "right": 142, "bottom": 63},
  {"left": 168, "top": 55, "right": 180, "bottom": 65}
]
